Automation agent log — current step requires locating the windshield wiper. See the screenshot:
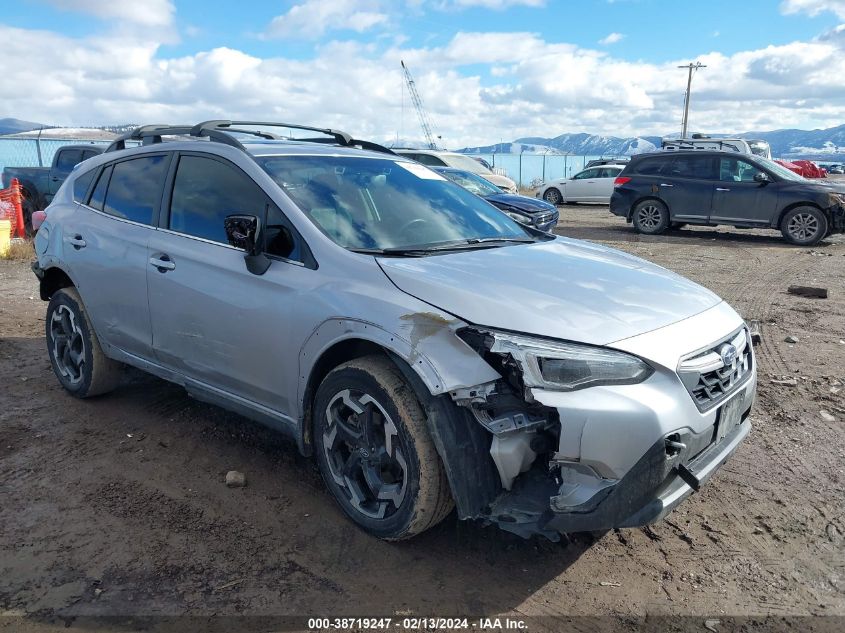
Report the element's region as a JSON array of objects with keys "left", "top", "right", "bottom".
[
  {"left": 350, "top": 237, "right": 536, "bottom": 257},
  {"left": 462, "top": 237, "right": 535, "bottom": 245},
  {"left": 348, "top": 247, "right": 433, "bottom": 257},
  {"left": 419, "top": 237, "right": 536, "bottom": 251}
]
